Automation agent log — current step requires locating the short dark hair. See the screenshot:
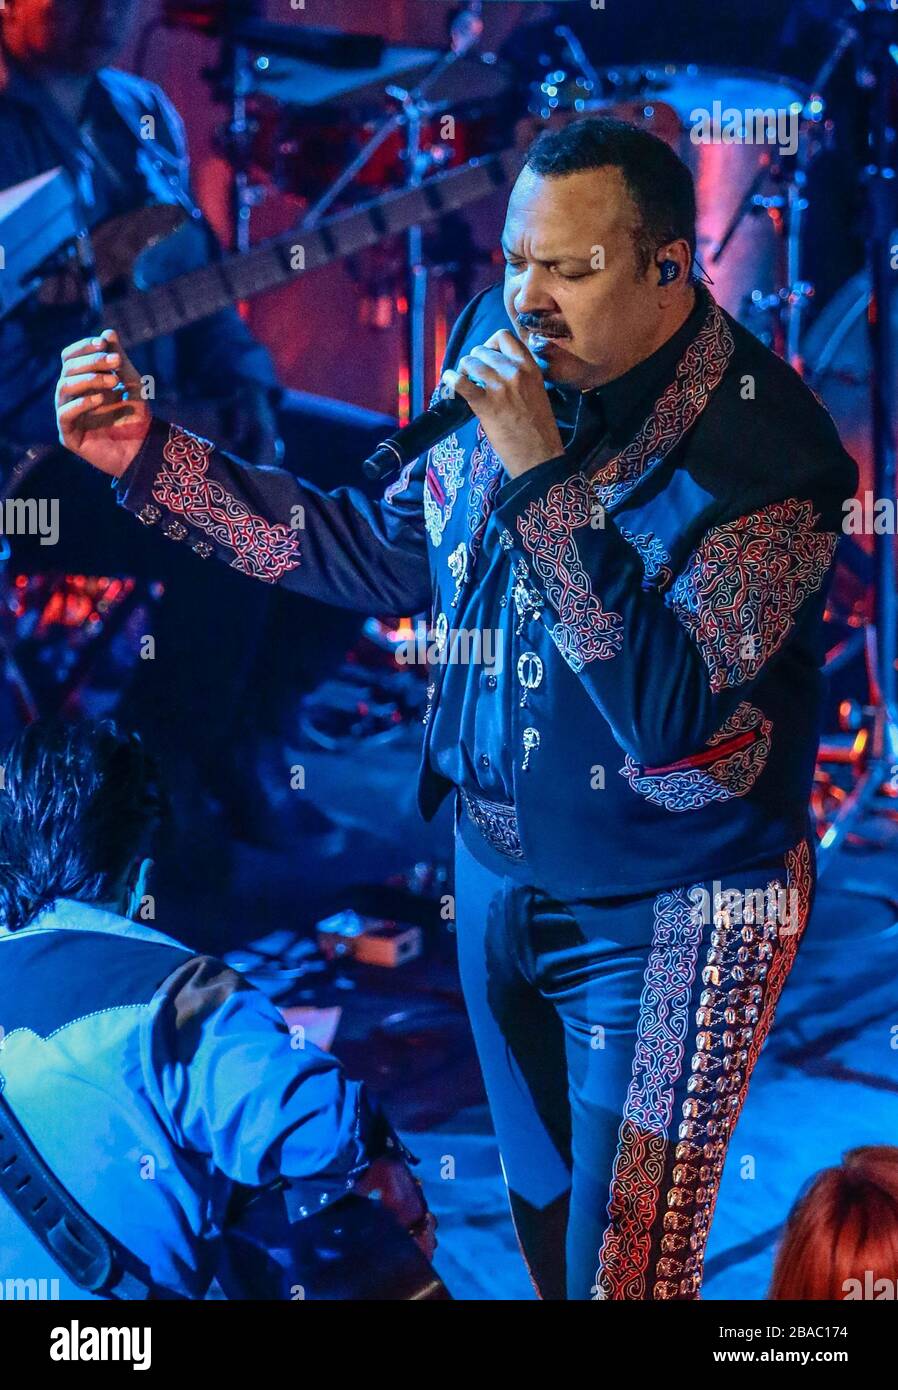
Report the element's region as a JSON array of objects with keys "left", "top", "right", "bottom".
[
  {"left": 0, "top": 719, "right": 166, "bottom": 932},
  {"left": 524, "top": 117, "right": 697, "bottom": 277}
]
